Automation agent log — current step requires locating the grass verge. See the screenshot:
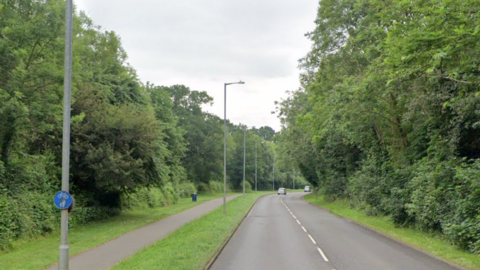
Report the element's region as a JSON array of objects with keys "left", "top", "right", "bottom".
[
  {"left": 110, "top": 191, "right": 272, "bottom": 270},
  {"left": 0, "top": 193, "right": 230, "bottom": 270},
  {"left": 305, "top": 194, "right": 480, "bottom": 270}
]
